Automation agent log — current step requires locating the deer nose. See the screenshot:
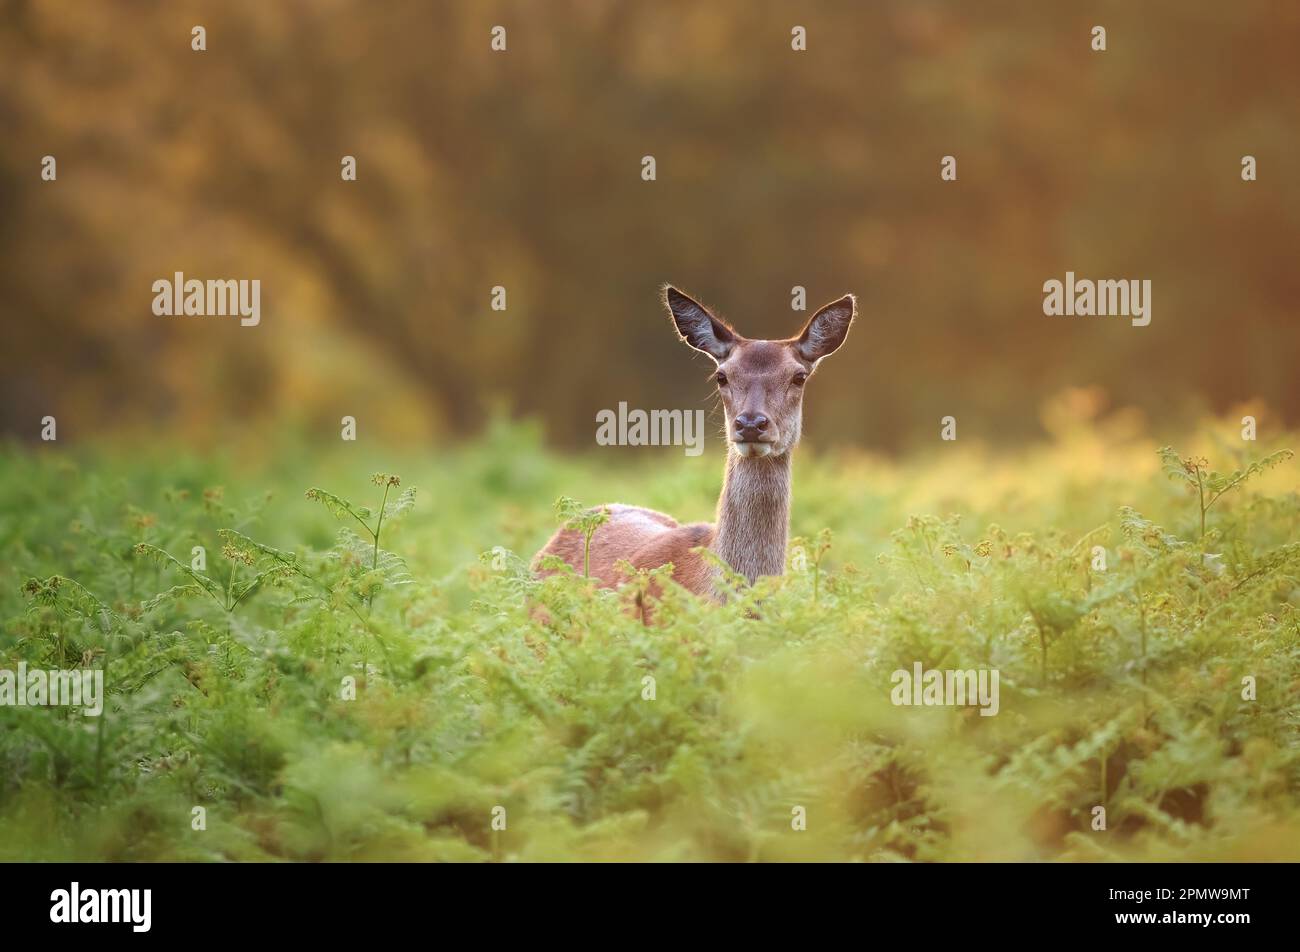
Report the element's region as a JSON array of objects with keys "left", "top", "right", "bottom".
[{"left": 734, "top": 413, "right": 770, "bottom": 441}]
